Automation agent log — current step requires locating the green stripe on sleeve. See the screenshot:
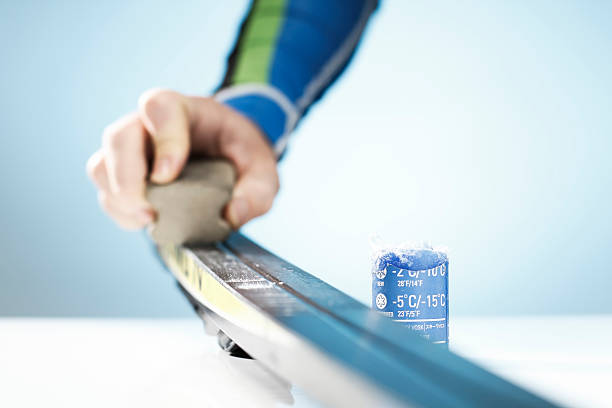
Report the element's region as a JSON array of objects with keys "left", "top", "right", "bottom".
[{"left": 231, "top": 0, "right": 288, "bottom": 84}]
